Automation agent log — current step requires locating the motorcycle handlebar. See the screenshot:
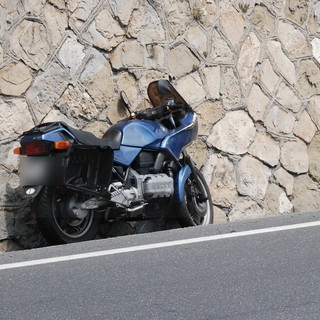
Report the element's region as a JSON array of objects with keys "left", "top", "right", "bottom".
[
  {"left": 132, "top": 103, "right": 191, "bottom": 121},
  {"left": 134, "top": 105, "right": 168, "bottom": 120}
]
